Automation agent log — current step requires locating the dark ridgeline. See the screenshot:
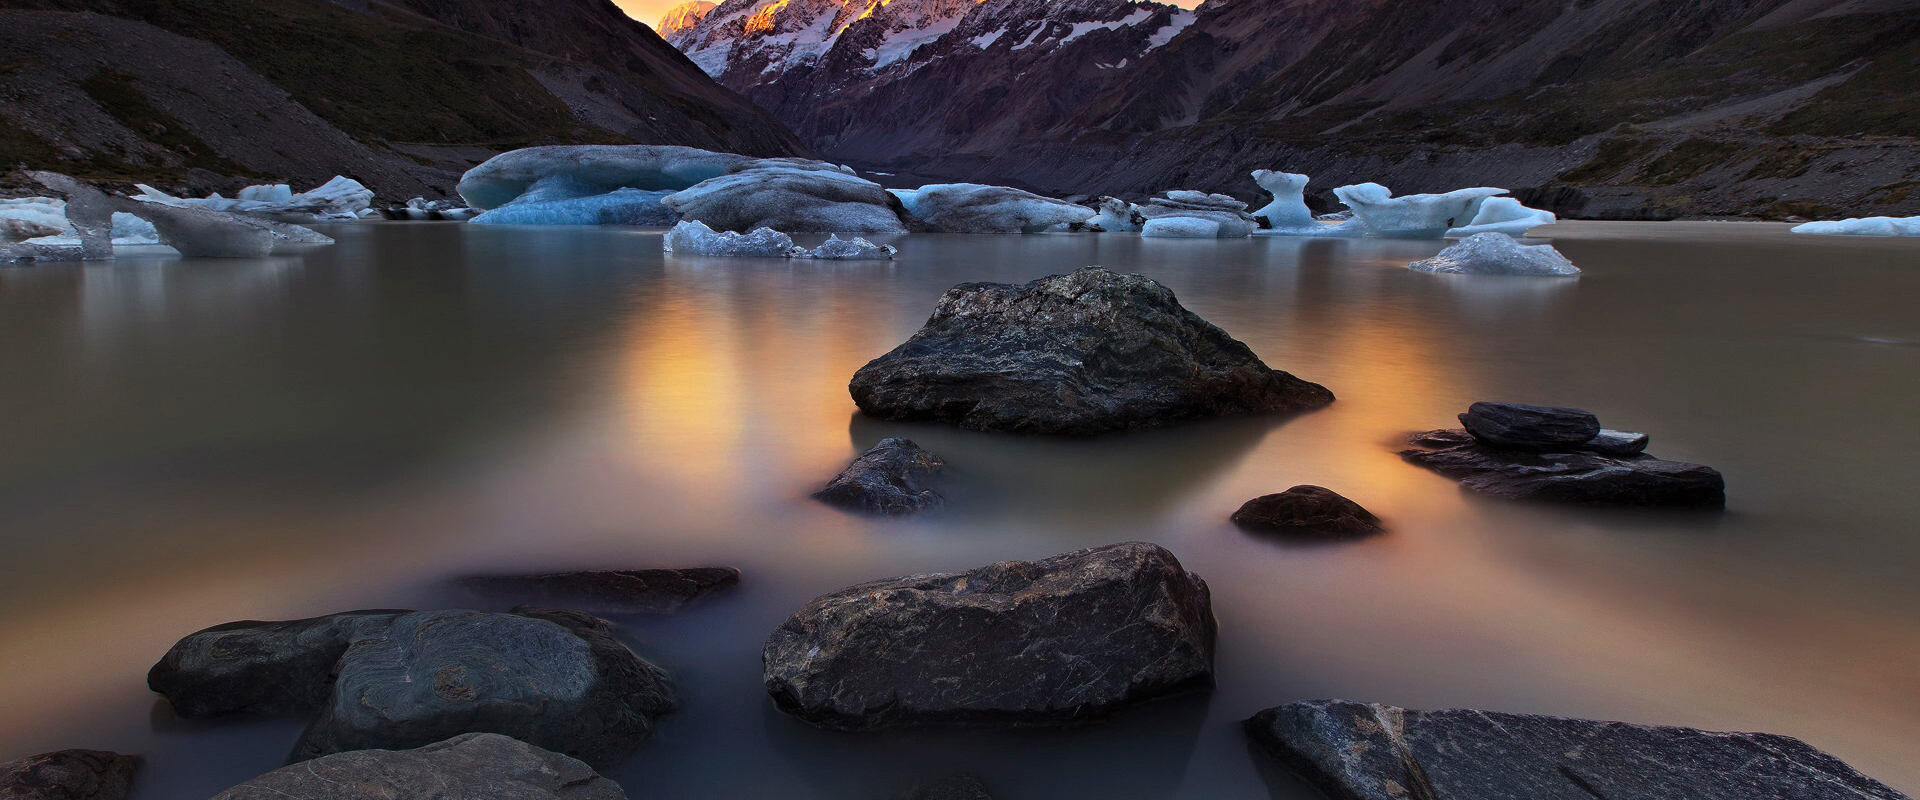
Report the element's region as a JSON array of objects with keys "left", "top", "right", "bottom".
[{"left": 0, "top": 0, "right": 807, "bottom": 199}]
